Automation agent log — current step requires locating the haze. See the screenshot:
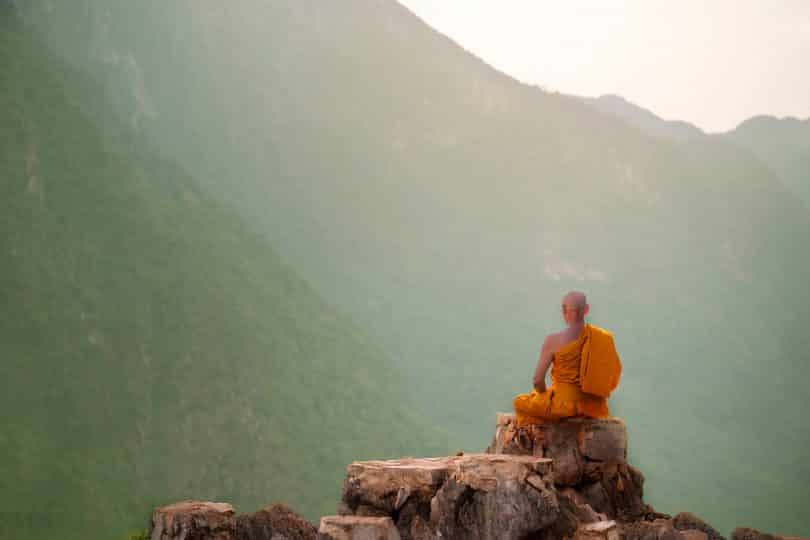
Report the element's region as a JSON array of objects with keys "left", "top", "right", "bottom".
[
  {"left": 398, "top": 0, "right": 810, "bottom": 132},
  {"left": 4, "top": 2, "right": 810, "bottom": 538}
]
